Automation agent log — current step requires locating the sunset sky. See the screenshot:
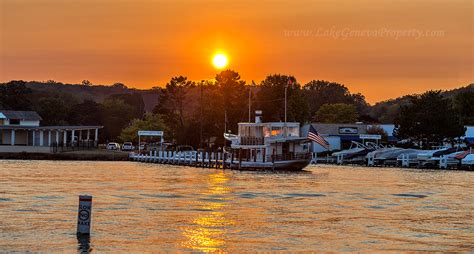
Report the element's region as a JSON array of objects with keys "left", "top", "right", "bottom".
[{"left": 0, "top": 0, "right": 472, "bottom": 103}]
